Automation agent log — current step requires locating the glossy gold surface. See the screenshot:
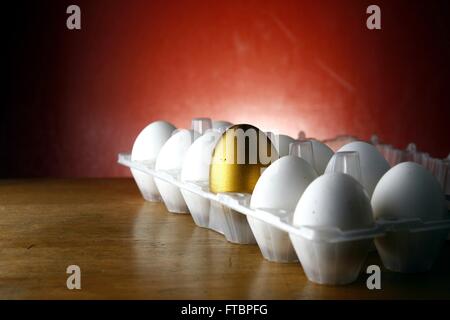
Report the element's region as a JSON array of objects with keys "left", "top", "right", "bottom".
[
  {"left": 0, "top": 178, "right": 449, "bottom": 299},
  {"left": 209, "top": 124, "right": 277, "bottom": 193}
]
